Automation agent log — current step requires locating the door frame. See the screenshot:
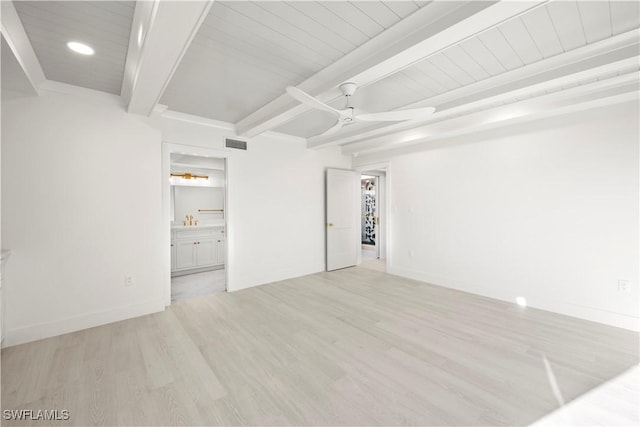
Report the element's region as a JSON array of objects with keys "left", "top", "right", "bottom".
[
  {"left": 162, "top": 142, "right": 231, "bottom": 307},
  {"left": 355, "top": 162, "right": 391, "bottom": 265}
]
